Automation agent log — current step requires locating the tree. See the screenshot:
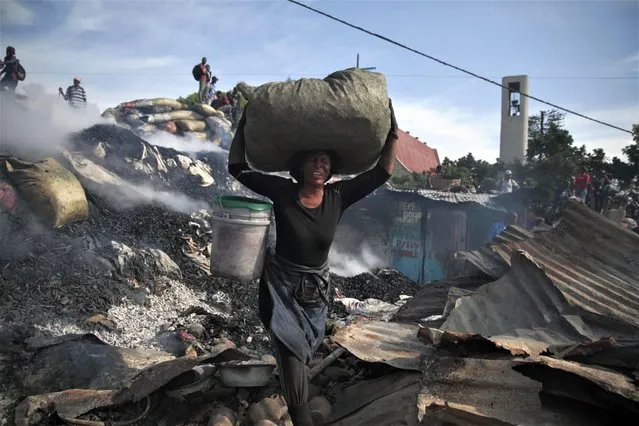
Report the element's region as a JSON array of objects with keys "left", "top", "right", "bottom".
[
  {"left": 615, "top": 124, "right": 639, "bottom": 188},
  {"left": 585, "top": 148, "right": 607, "bottom": 176},
  {"left": 177, "top": 92, "right": 200, "bottom": 106},
  {"left": 623, "top": 124, "right": 639, "bottom": 170},
  {"left": 524, "top": 110, "right": 590, "bottom": 201},
  {"left": 527, "top": 110, "right": 582, "bottom": 165}
]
